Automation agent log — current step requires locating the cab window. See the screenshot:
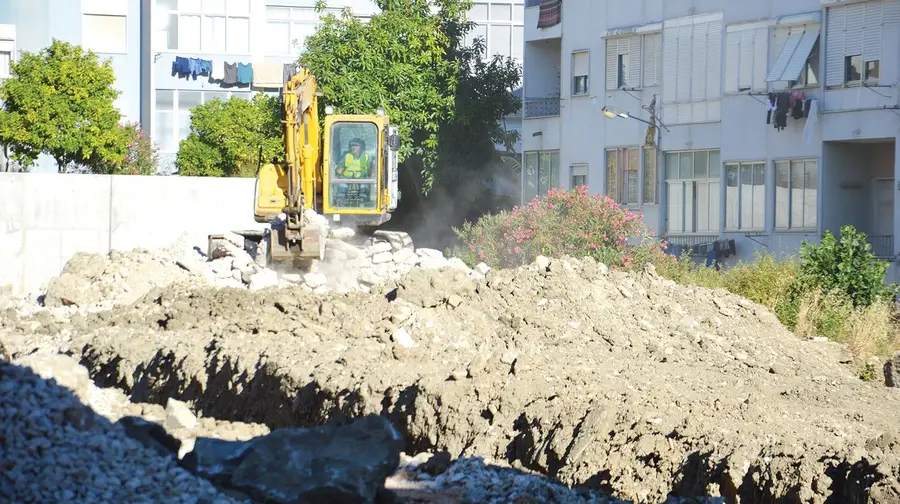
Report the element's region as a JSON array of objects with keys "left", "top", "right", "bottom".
[{"left": 330, "top": 122, "right": 379, "bottom": 210}]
